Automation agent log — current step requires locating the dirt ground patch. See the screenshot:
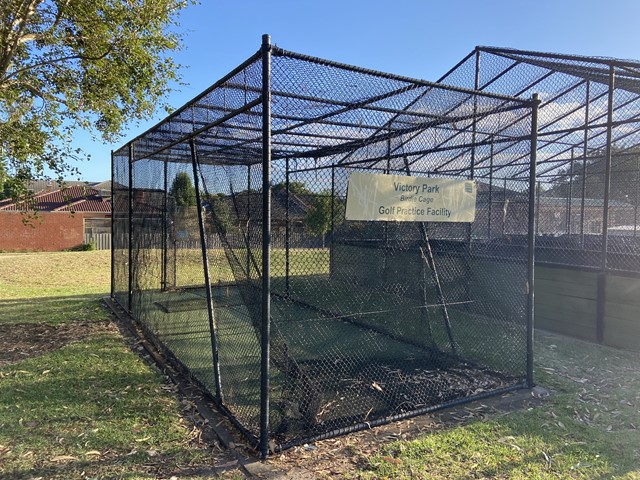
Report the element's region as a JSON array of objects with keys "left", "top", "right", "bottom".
[
  {"left": 0, "top": 320, "right": 114, "bottom": 366},
  {"left": 250, "top": 387, "right": 548, "bottom": 478}
]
